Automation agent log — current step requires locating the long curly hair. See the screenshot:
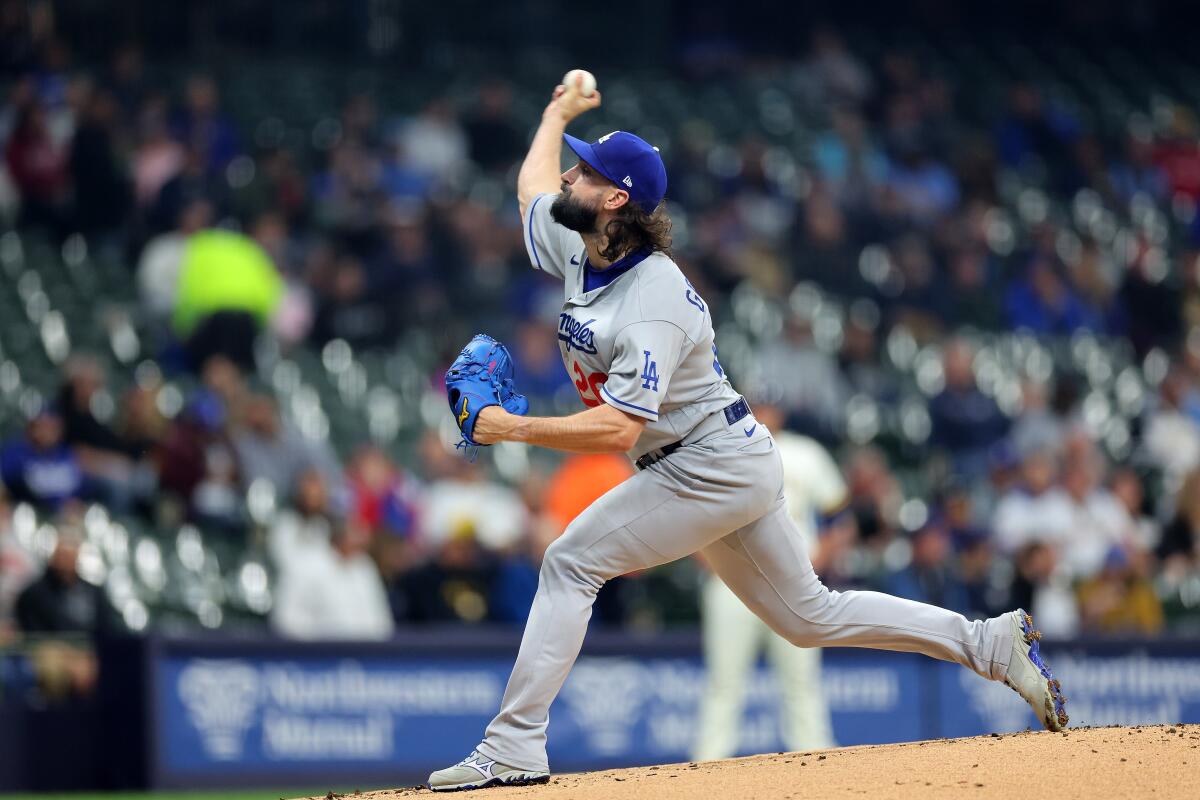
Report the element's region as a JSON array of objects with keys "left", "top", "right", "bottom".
[{"left": 599, "top": 202, "right": 673, "bottom": 261}]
